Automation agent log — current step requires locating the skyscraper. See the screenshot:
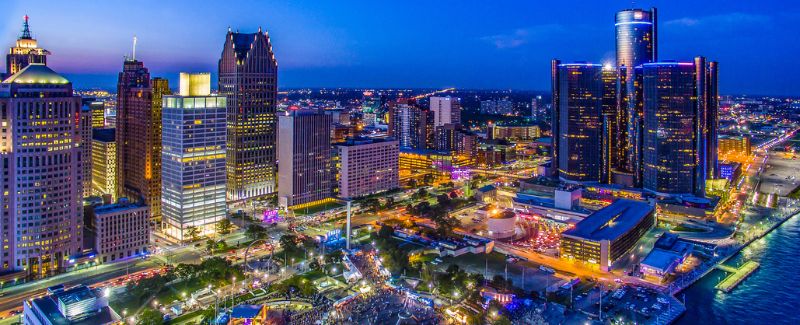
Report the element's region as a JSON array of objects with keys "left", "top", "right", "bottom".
[
  {"left": 5, "top": 16, "right": 50, "bottom": 77},
  {"left": 430, "top": 96, "right": 461, "bottom": 127},
  {"left": 641, "top": 59, "right": 718, "bottom": 197},
  {"left": 552, "top": 63, "right": 608, "bottom": 183},
  {"left": 277, "top": 109, "right": 333, "bottom": 208},
  {"left": 79, "top": 105, "right": 93, "bottom": 197},
  {"left": 116, "top": 59, "right": 169, "bottom": 223},
  {"left": 92, "top": 128, "right": 116, "bottom": 200},
  {"left": 219, "top": 28, "right": 278, "bottom": 202},
  {"left": 615, "top": 8, "right": 657, "bottom": 186},
  {"left": 162, "top": 73, "right": 227, "bottom": 241},
  {"left": 390, "top": 103, "right": 429, "bottom": 150},
  {"left": 0, "top": 64, "right": 83, "bottom": 277},
  {"left": 615, "top": 8, "right": 657, "bottom": 69}
]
